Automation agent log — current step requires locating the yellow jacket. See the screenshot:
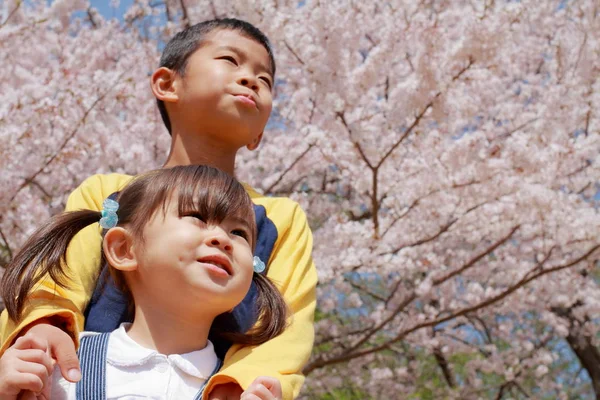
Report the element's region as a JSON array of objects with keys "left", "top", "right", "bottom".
[{"left": 0, "top": 173, "right": 317, "bottom": 399}]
